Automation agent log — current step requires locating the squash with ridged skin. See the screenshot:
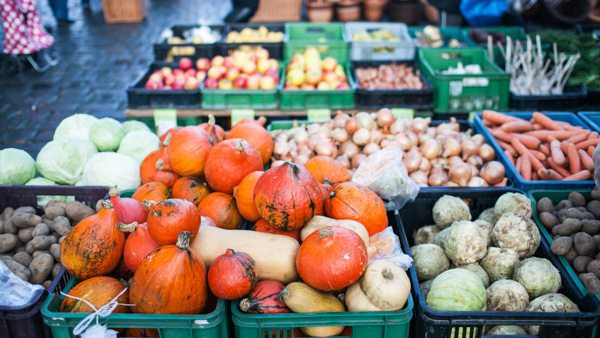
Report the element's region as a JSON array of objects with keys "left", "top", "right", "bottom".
[
  {"left": 118, "top": 222, "right": 160, "bottom": 273},
  {"left": 252, "top": 219, "right": 300, "bottom": 242},
  {"left": 204, "top": 139, "right": 263, "bottom": 194},
  {"left": 168, "top": 126, "right": 214, "bottom": 177},
  {"left": 227, "top": 121, "right": 273, "bottom": 165},
  {"left": 198, "top": 192, "right": 243, "bottom": 230},
  {"left": 61, "top": 276, "right": 129, "bottom": 313},
  {"left": 132, "top": 182, "right": 171, "bottom": 212},
  {"left": 146, "top": 199, "right": 201, "bottom": 246},
  {"left": 198, "top": 115, "right": 225, "bottom": 143},
  {"left": 300, "top": 216, "right": 369, "bottom": 247},
  {"left": 172, "top": 176, "right": 210, "bottom": 207},
  {"left": 239, "top": 280, "right": 290, "bottom": 314},
  {"left": 233, "top": 171, "right": 263, "bottom": 222},
  {"left": 426, "top": 269, "right": 486, "bottom": 312},
  {"left": 140, "top": 149, "right": 179, "bottom": 188},
  {"left": 305, "top": 156, "right": 351, "bottom": 185},
  {"left": 208, "top": 249, "right": 258, "bottom": 300}
]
